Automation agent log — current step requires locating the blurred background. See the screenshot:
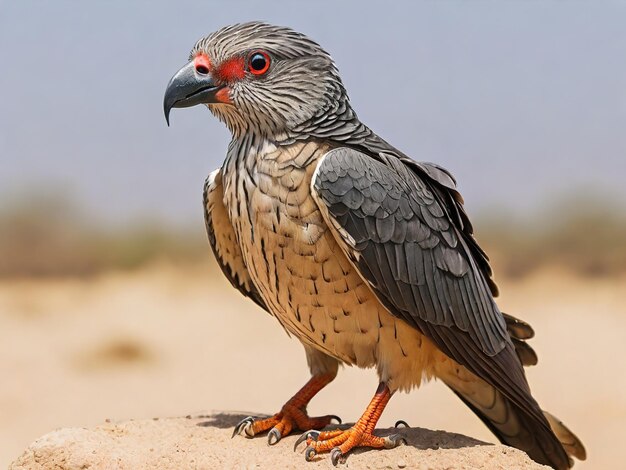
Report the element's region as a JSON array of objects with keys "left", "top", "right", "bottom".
[{"left": 1, "top": 1, "right": 625, "bottom": 468}]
